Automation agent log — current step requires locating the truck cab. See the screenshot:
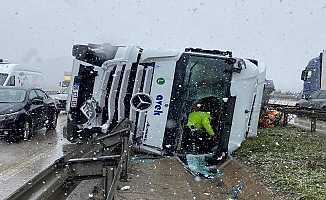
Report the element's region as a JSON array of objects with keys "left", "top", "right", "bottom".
[
  {"left": 301, "top": 56, "right": 321, "bottom": 98},
  {"left": 65, "top": 44, "right": 265, "bottom": 156},
  {"left": 301, "top": 50, "right": 326, "bottom": 99}
]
